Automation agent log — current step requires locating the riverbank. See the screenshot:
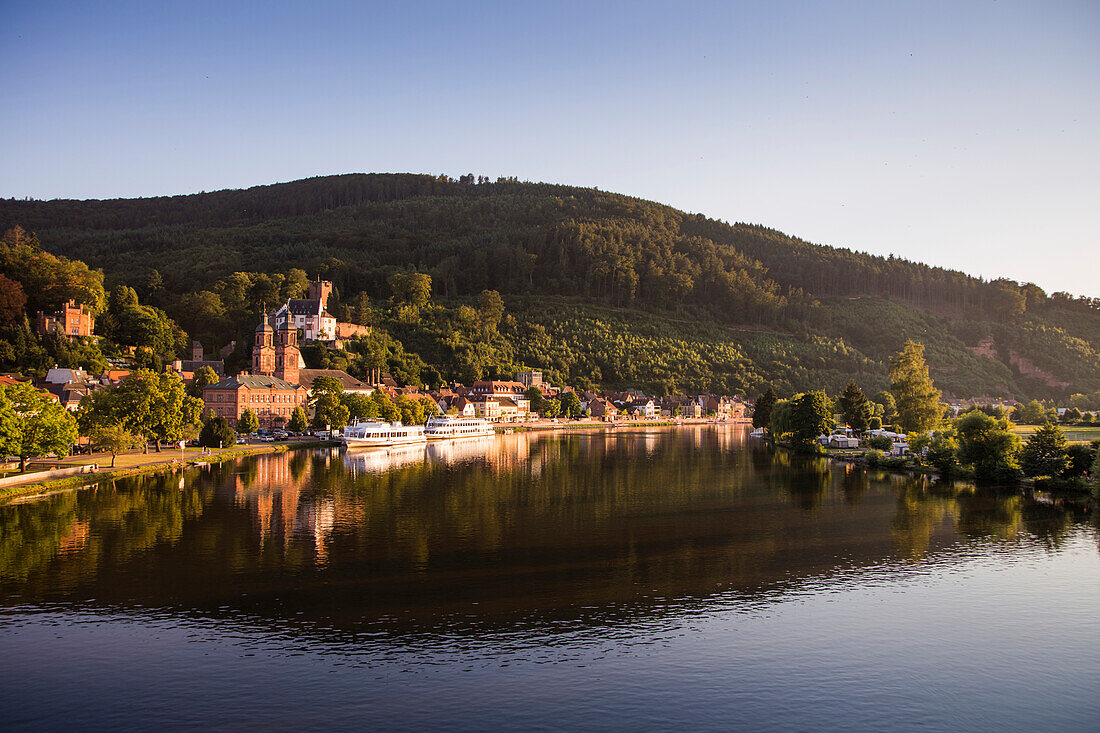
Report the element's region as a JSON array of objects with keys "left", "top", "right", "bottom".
[
  {"left": 503, "top": 417, "right": 745, "bottom": 432},
  {"left": 0, "top": 440, "right": 340, "bottom": 504}
]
